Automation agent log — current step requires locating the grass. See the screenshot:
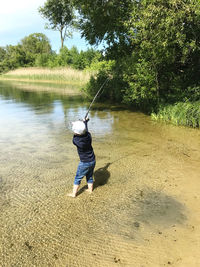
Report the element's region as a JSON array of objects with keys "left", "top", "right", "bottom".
[
  {"left": 151, "top": 101, "right": 200, "bottom": 128},
  {"left": 0, "top": 67, "right": 93, "bottom": 86}
]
